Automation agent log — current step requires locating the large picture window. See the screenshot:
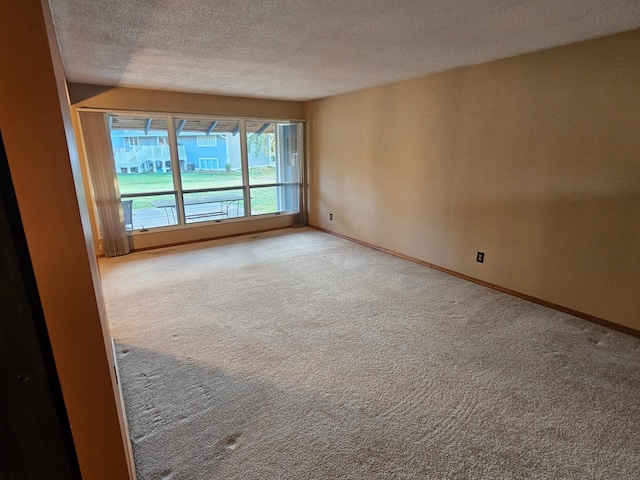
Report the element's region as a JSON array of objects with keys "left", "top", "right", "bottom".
[{"left": 104, "top": 113, "right": 303, "bottom": 231}]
